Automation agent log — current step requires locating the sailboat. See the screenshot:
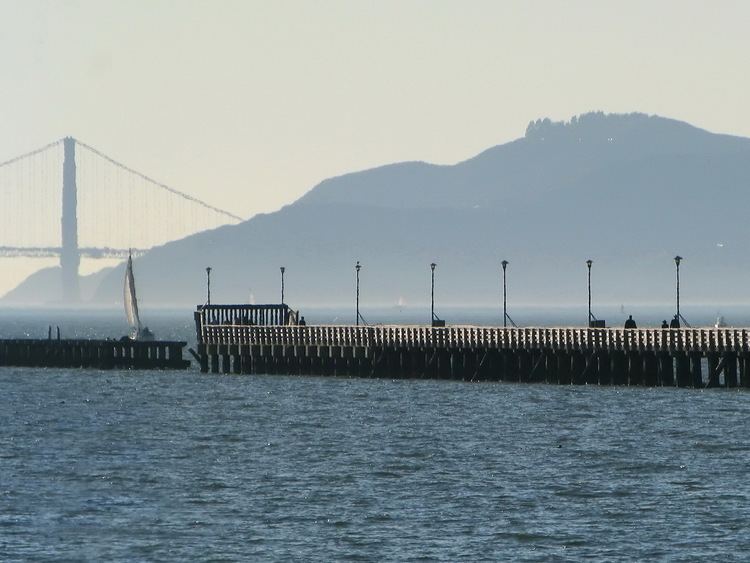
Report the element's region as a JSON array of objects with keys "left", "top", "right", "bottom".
[{"left": 124, "top": 253, "right": 154, "bottom": 341}]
